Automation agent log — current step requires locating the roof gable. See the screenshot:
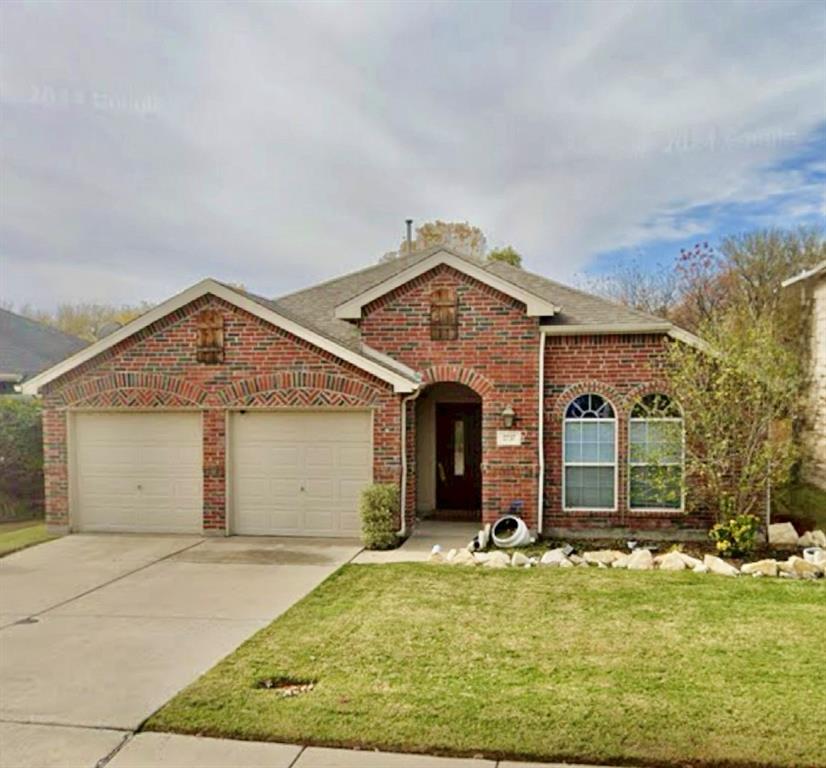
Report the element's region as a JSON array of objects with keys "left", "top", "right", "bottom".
[
  {"left": 333, "top": 249, "right": 561, "bottom": 319},
  {"left": 21, "top": 280, "right": 418, "bottom": 395}
]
